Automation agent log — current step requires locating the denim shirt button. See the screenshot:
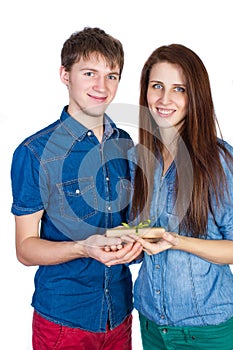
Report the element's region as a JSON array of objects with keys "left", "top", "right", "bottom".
[
  {"left": 156, "top": 290, "right": 161, "bottom": 294},
  {"left": 161, "top": 315, "right": 165, "bottom": 319},
  {"left": 107, "top": 206, "right": 111, "bottom": 211},
  {"left": 155, "top": 264, "right": 160, "bottom": 269},
  {"left": 105, "top": 289, "right": 109, "bottom": 293},
  {"left": 106, "top": 177, "right": 110, "bottom": 181},
  {"left": 87, "top": 131, "right": 92, "bottom": 136}
]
